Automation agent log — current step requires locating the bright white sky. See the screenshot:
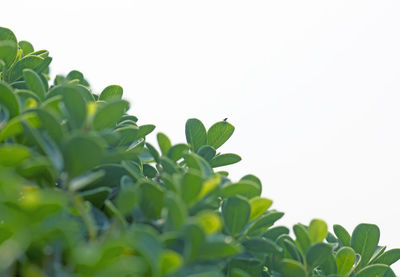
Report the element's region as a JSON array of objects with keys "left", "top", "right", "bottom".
[{"left": 3, "top": 0, "right": 400, "bottom": 272}]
